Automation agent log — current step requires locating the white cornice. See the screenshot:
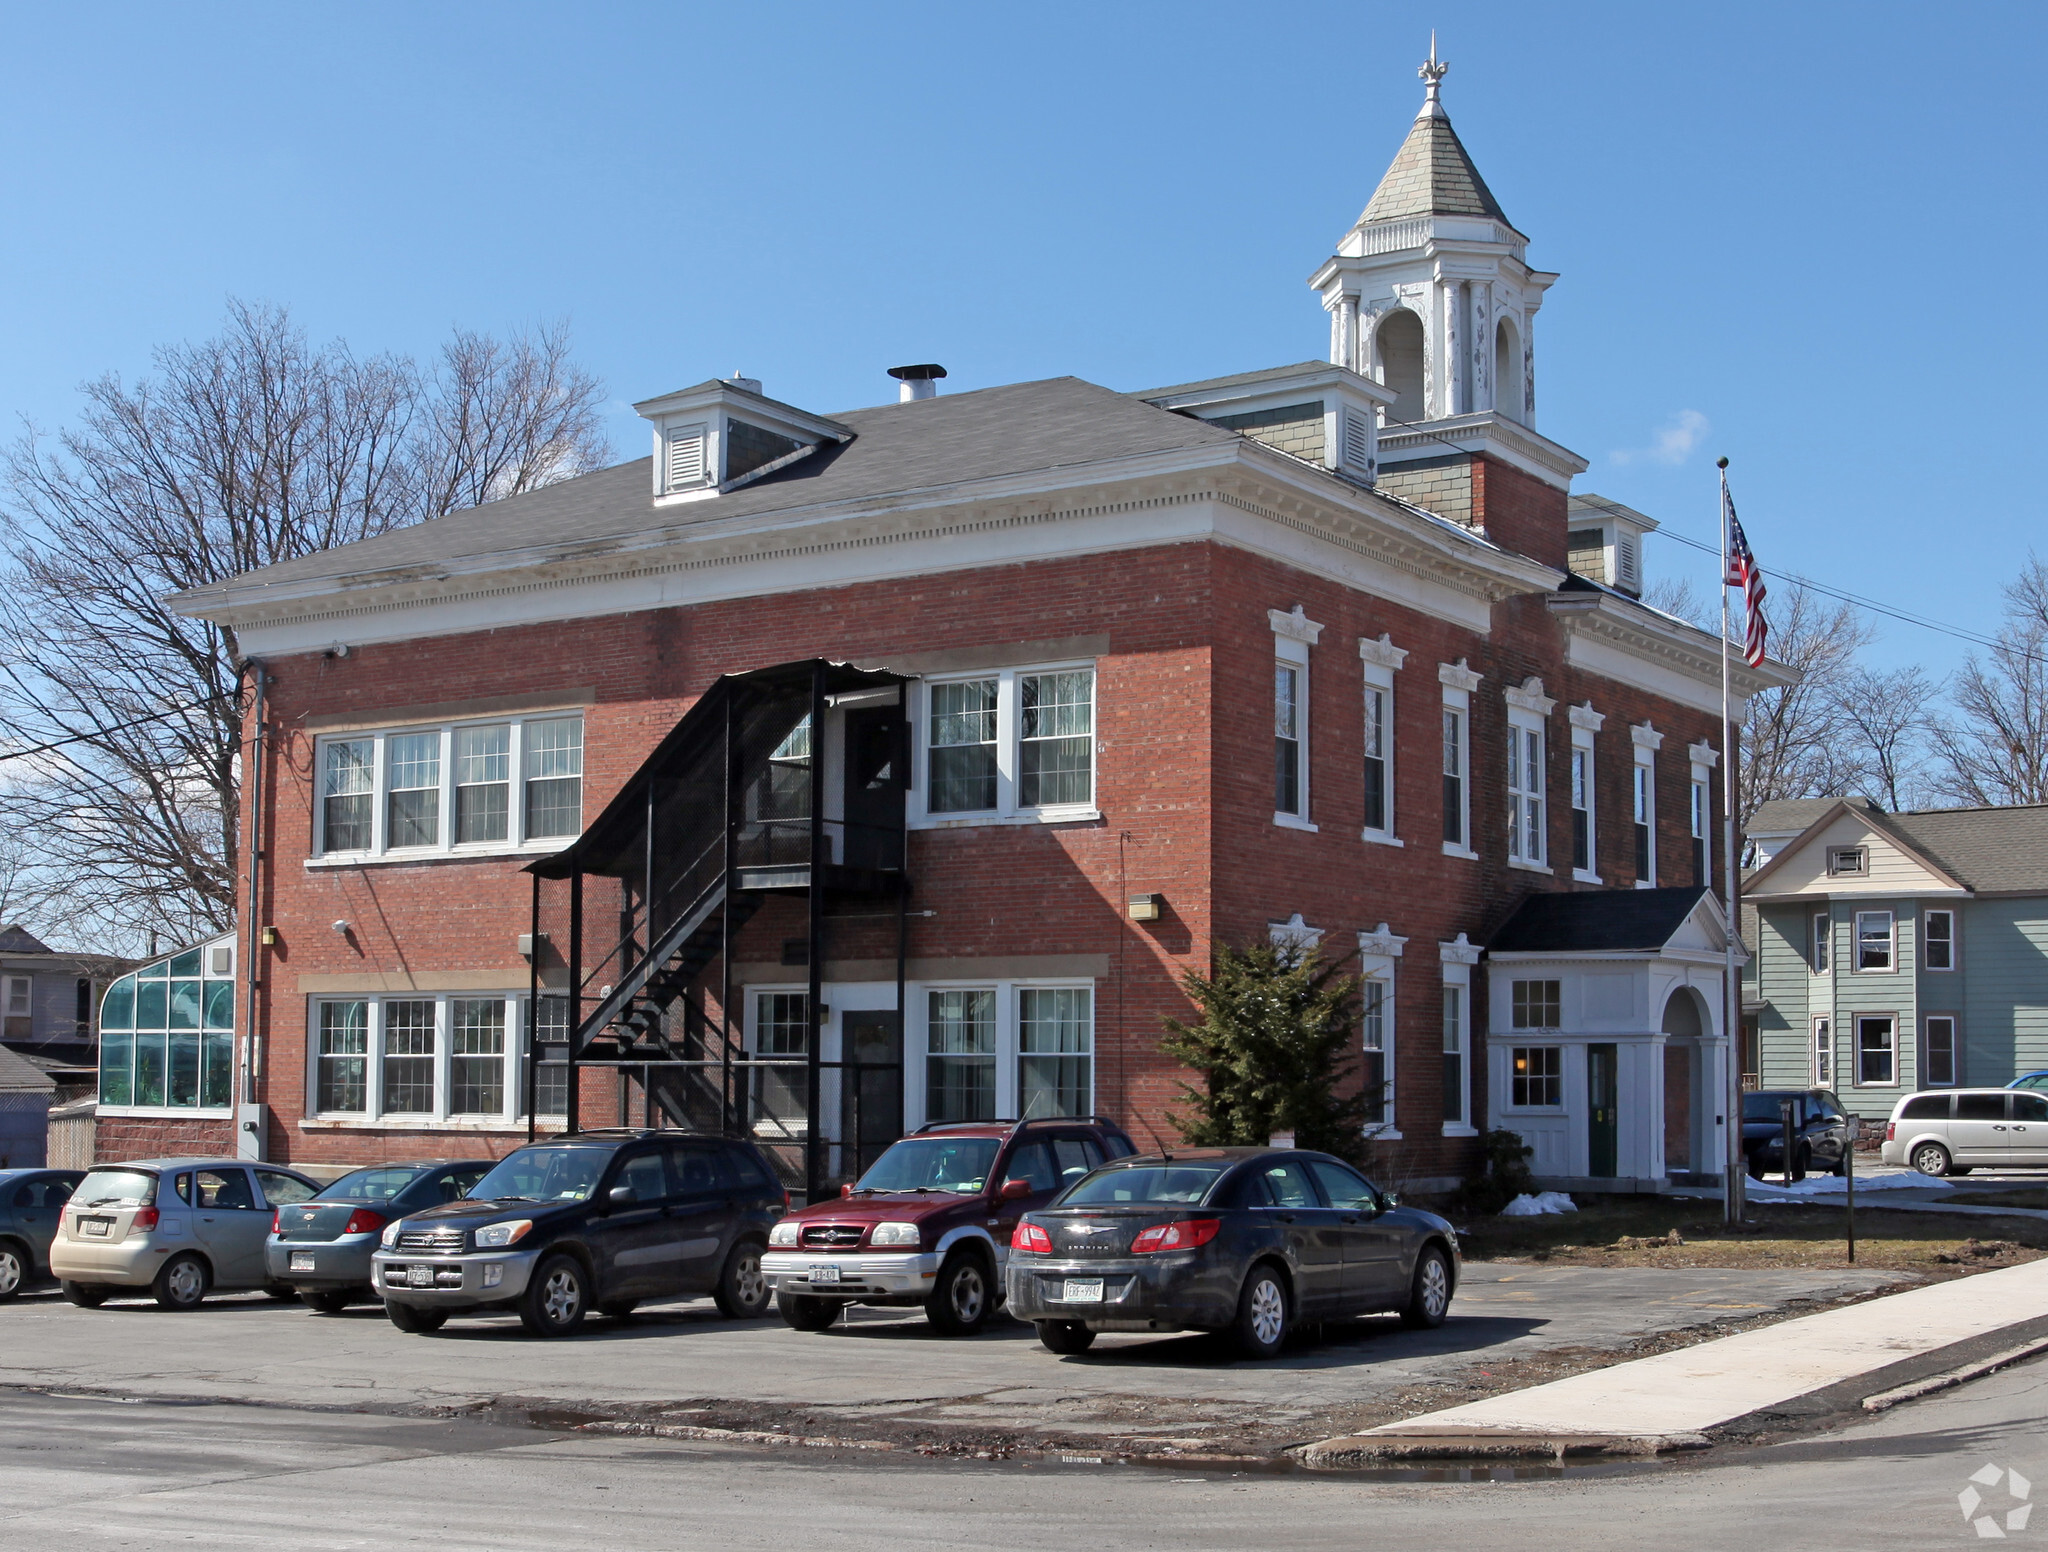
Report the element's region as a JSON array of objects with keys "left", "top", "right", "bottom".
[
  {"left": 1438, "top": 659, "right": 1484, "bottom": 693},
  {"left": 1358, "top": 923, "right": 1408, "bottom": 960},
  {"left": 1358, "top": 633, "right": 1409, "bottom": 670},
  {"left": 1268, "top": 605, "right": 1326, "bottom": 645},
  {"left": 1568, "top": 701, "right": 1606, "bottom": 732},
  {"left": 1688, "top": 740, "right": 1720, "bottom": 770},
  {"left": 1632, "top": 721, "right": 1665, "bottom": 752},
  {"left": 1376, "top": 409, "right": 1589, "bottom": 489},
  {"left": 1505, "top": 676, "right": 1556, "bottom": 716},
  {"left": 1549, "top": 590, "right": 1793, "bottom": 709}
]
